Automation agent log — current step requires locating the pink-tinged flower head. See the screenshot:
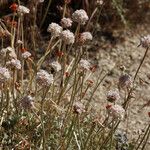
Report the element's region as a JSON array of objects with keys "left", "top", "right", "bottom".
[
  {"left": 50, "top": 61, "right": 62, "bottom": 72},
  {"left": 118, "top": 74, "right": 132, "bottom": 88},
  {"left": 73, "top": 102, "right": 85, "bottom": 114},
  {"left": 106, "top": 104, "right": 125, "bottom": 120},
  {"left": 107, "top": 89, "right": 120, "bottom": 103},
  {"left": 36, "top": 70, "right": 54, "bottom": 87},
  {"left": 6, "top": 59, "right": 21, "bottom": 70},
  {"left": 20, "top": 95, "right": 34, "bottom": 110},
  {"left": 1, "top": 47, "right": 17, "bottom": 59},
  {"left": 79, "top": 32, "right": 93, "bottom": 44},
  {"left": 47, "top": 23, "right": 62, "bottom": 37},
  {"left": 22, "top": 51, "right": 31, "bottom": 59},
  {"left": 79, "top": 59, "right": 91, "bottom": 71},
  {"left": 0, "top": 67, "right": 11, "bottom": 83},
  {"left": 140, "top": 35, "right": 150, "bottom": 49},
  {"left": 72, "top": 9, "right": 89, "bottom": 25},
  {"left": 60, "top": 30, "right": 75, "bottom": 44},
  {"left": 61, "top": 18, "right": 72, "bottom": 28}
]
